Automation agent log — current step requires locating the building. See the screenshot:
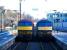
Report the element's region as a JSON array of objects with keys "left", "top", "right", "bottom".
[
  {"left": 47, "top": 11, "right": 67, "bottom": 31},
  {"left": 47, "top": 12, "right": 67, "bottom": 23}
]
